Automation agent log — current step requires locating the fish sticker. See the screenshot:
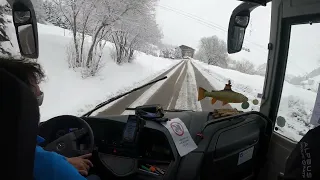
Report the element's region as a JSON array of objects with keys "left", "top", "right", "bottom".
[{"left": 198, "top": 80, "right": 248, "bottom": 106}]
